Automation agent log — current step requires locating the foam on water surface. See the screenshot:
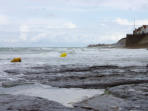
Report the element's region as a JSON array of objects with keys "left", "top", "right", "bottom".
[
  {"left": 0, "top": 48, "right": 148, "bottom": 82},
  {"left": 0, "top": 48, "right": 148, "bottom": 66}
]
